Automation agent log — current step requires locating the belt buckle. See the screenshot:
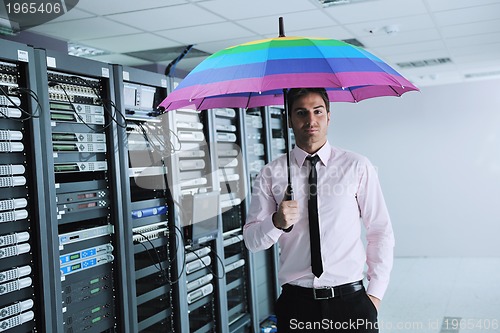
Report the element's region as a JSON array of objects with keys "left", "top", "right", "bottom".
[{"left": 313, "top": 287, "right": 334, "bottom": 300}]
